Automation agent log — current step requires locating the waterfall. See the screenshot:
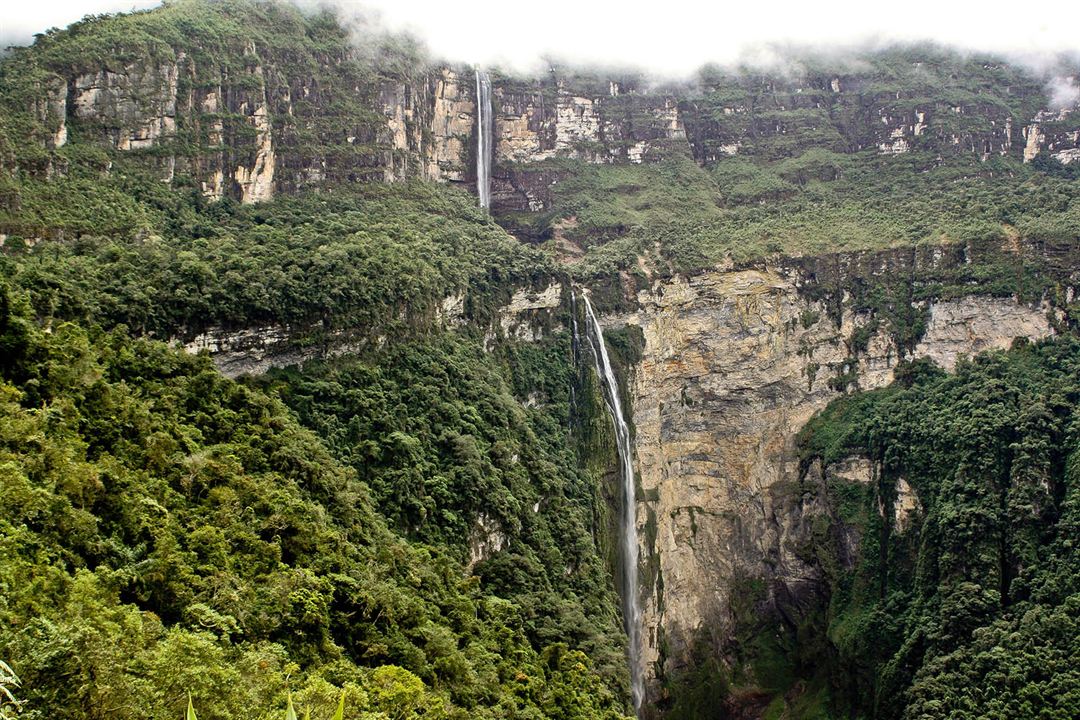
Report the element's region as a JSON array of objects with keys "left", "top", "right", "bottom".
[
  {"left": 474, "top": 68, "right": 493, "bottom": 209},
  {"left": 581, "top": 292, "right": 644, "bottom": 713},
  {"left": 569, "top": 292, "right": 580, "bottom": 429}
]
